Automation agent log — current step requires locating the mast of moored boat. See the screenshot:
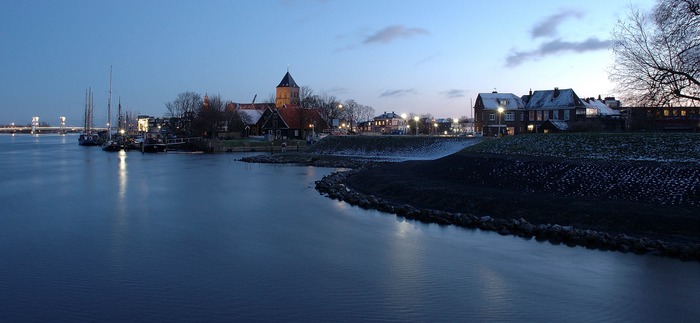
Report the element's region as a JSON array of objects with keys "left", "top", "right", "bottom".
[
  {"left": 84, "top": 88, "right": 89, "bottom": 133},
  {"left": 107, "top": 65, "right": 113, "bottom": 141}
]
